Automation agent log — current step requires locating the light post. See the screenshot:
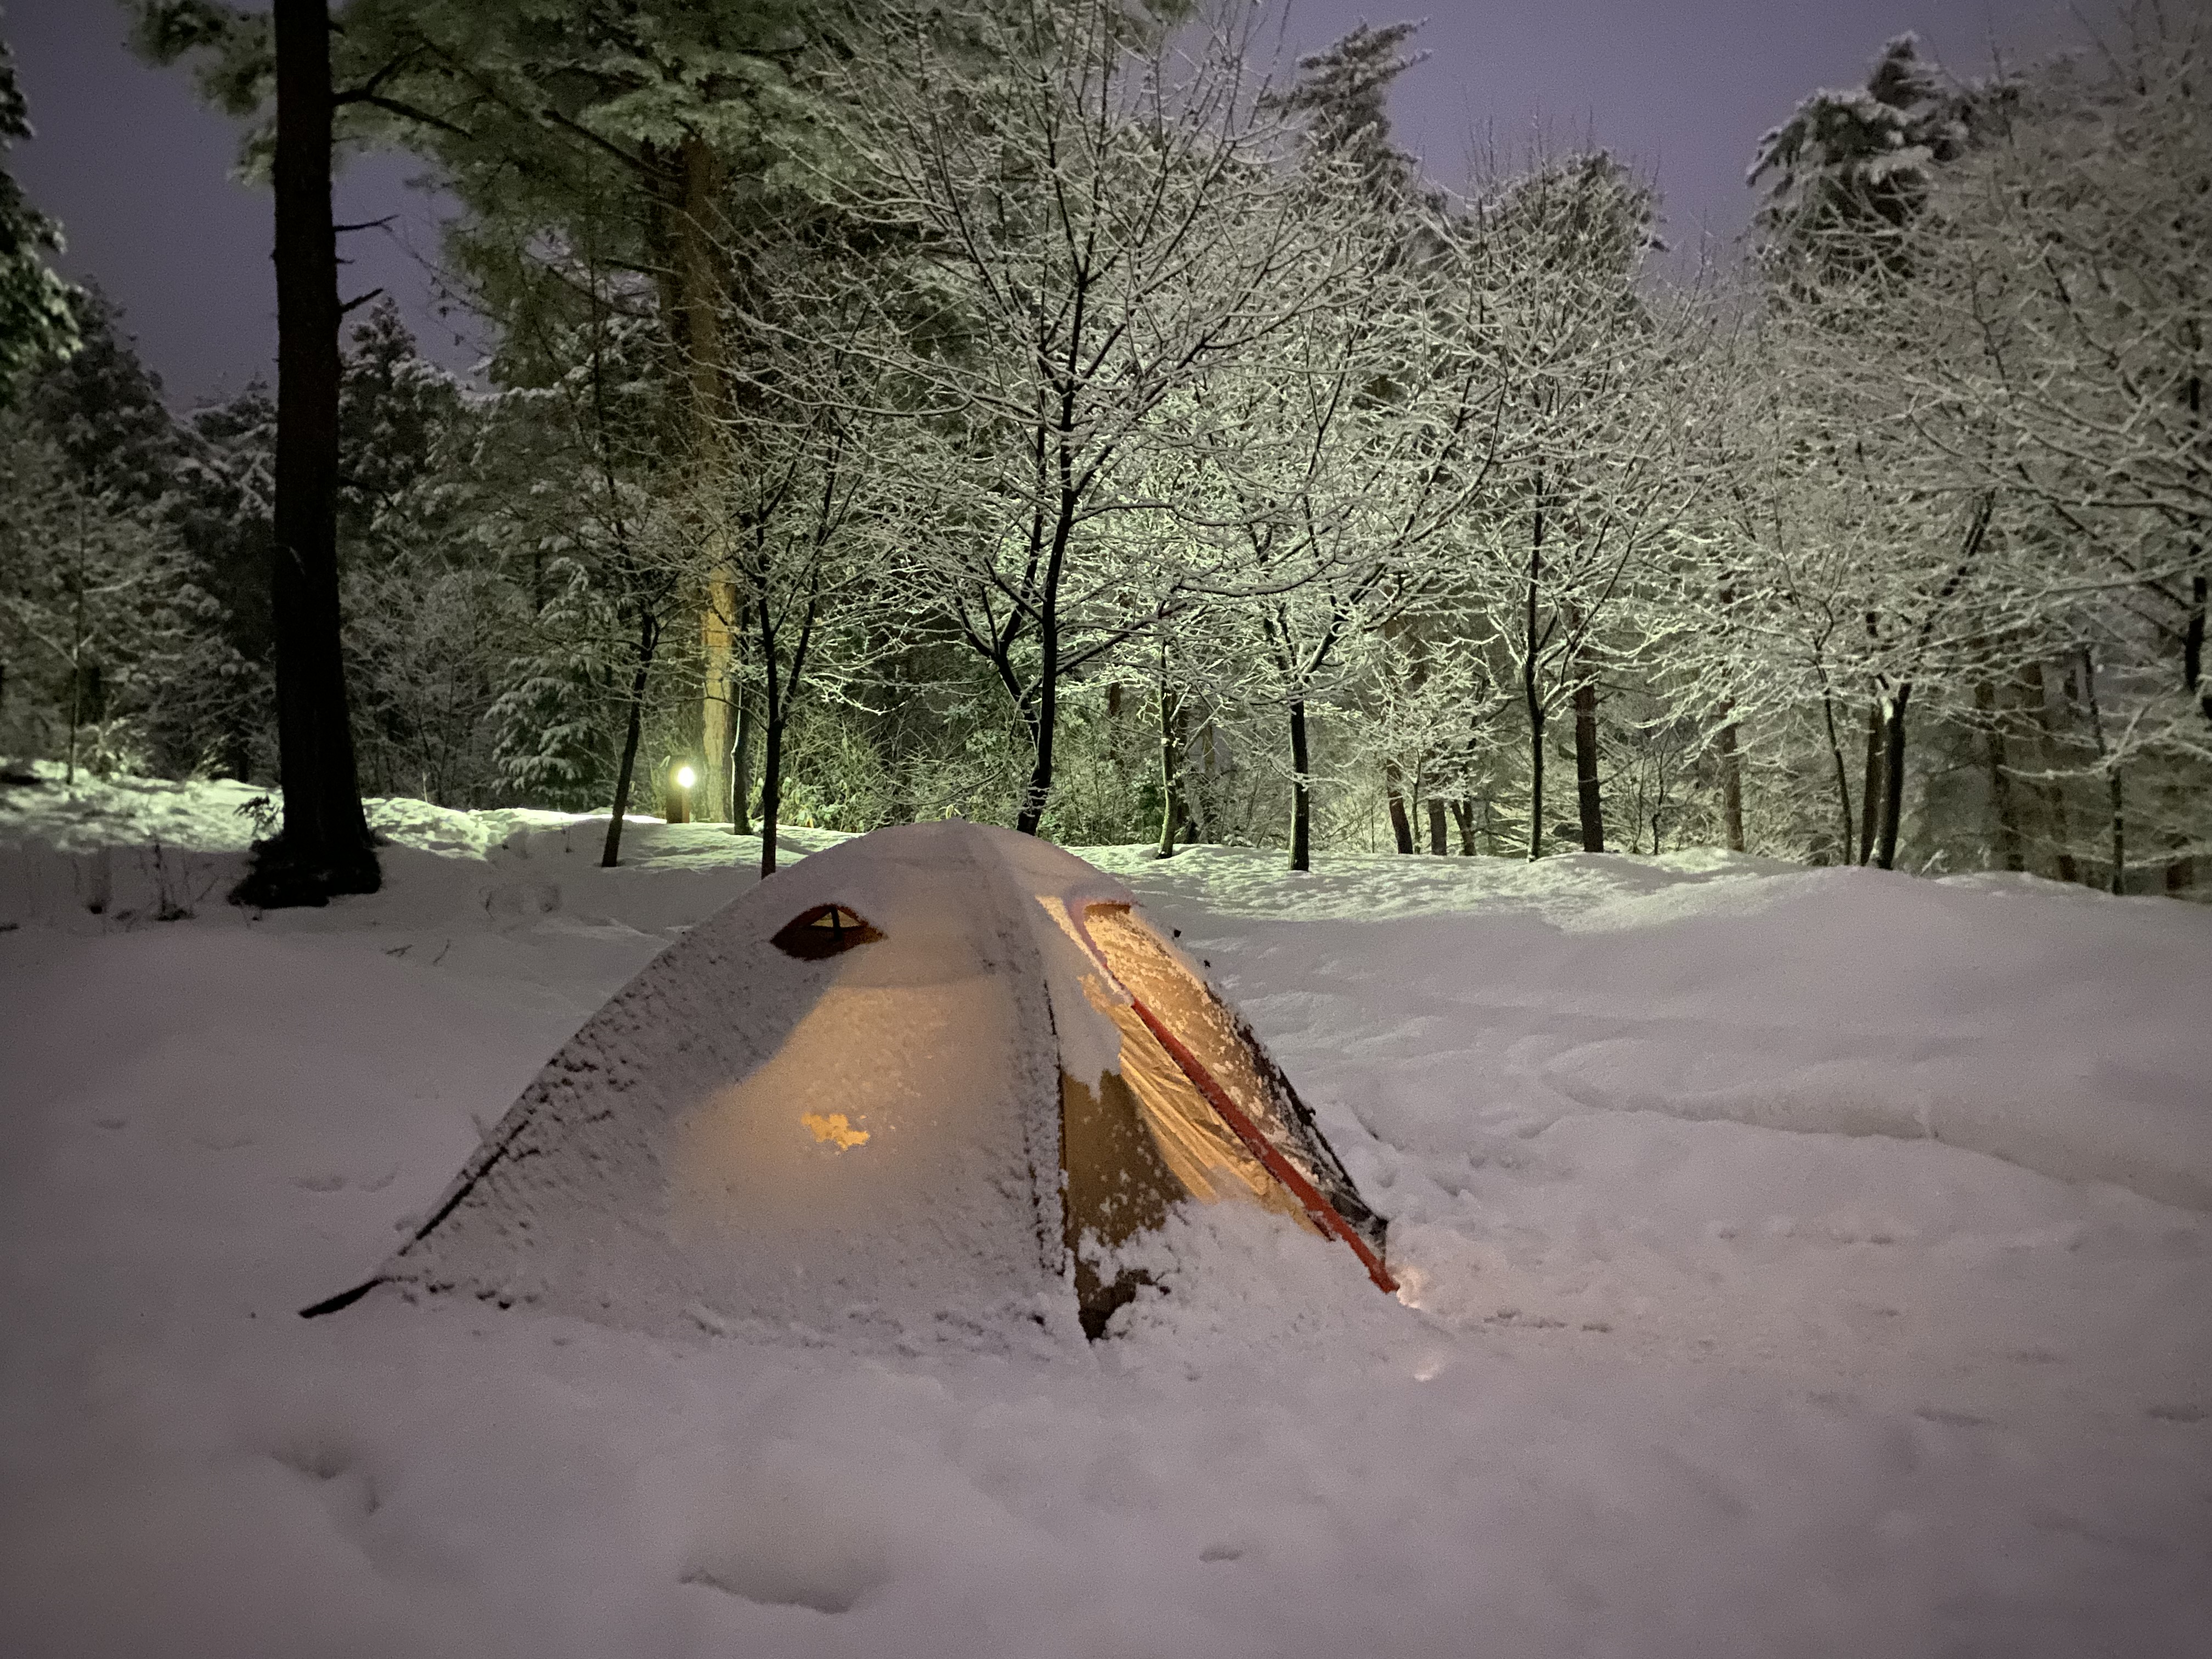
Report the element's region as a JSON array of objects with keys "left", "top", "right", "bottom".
[{"left": 665, "top": 761, "right": 698, "bottom": 825}]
